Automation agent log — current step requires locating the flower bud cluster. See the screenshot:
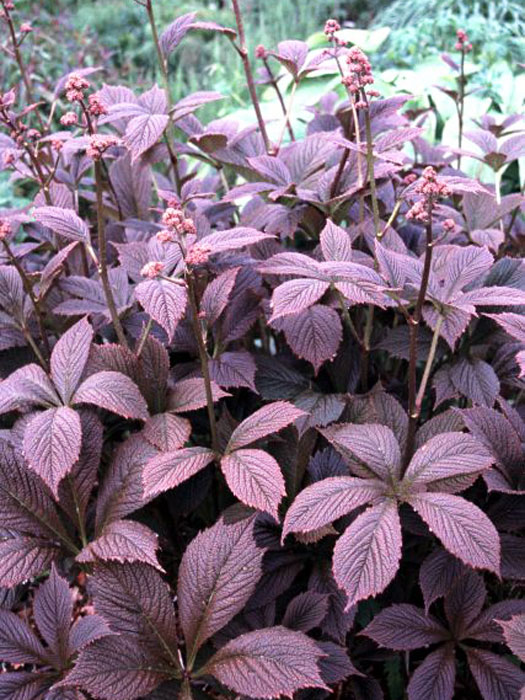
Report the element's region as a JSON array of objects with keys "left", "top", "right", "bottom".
[
  {"left": 140, "top": 261, "right": 164, "bottom": 279},
  {"left": 0, "top": 219, "right": 11, "bottom": 240},
  {"left": 86, "top": 134, "right": 120, "bottom": 160},
  {"left": 185, "top": 242, "right": 211, "bottom": 267},
  {"left": 455, "top": 29, "right": 472, "bottom": 53},
  {"left": 158, "top": 206, "right": 196, "bottom": 240},
  {"left": 406, "top": 167, "right": 452, "bottom": 223},
  {"left": 342, "top": 47, "right": 374, "bottom": 95},
  {"left": 65, "top": 73, "right": 90, "bottom": 103}
]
